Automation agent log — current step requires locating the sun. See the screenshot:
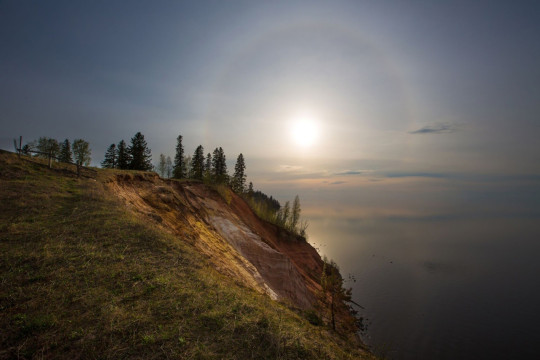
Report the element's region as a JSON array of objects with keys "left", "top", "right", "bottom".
[{"left": 290, "top": 116, "right": 319, "bottom": 148}]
